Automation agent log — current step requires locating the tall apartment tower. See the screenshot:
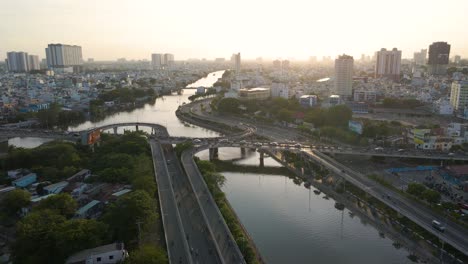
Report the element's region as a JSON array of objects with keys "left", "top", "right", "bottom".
[
  {"left": 413, "top": 49, "right": 427, "bottom": 65},
  {"left": 231, "top": 53, "right": 241, "bottom": 75},
  {"left": 375, "top": 48, "right": 402, "bottom": 81},
  {"left": 334, "top": 54, "right": 354, "bottom": 98},
  {"left": 28, "top": 55, "right": 40, "bottom": 71},
  {"left": 6, "top": 52, "right": 29, "bottom": 72},
  {"left": 450, "top": 81, "right": 468, "bottom": 111},
  {"left": 45, "top": 44, "right": 83, "bottom": 72},
  {"left": 151, "top": 54, "right": 163, "bottom": 69},
  {"left": 163, "top": 53, "right": 174, "bottom": 66},
  {"left": 427, "top": 42, "right": 450, "bottom": 75}
]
